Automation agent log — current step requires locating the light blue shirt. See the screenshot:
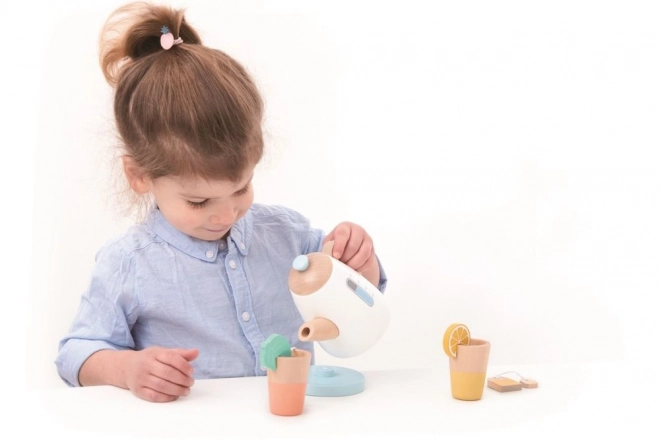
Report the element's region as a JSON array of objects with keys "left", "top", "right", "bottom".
[{"left": 55, "top": 204, "right": 387, "bottom": 387}]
